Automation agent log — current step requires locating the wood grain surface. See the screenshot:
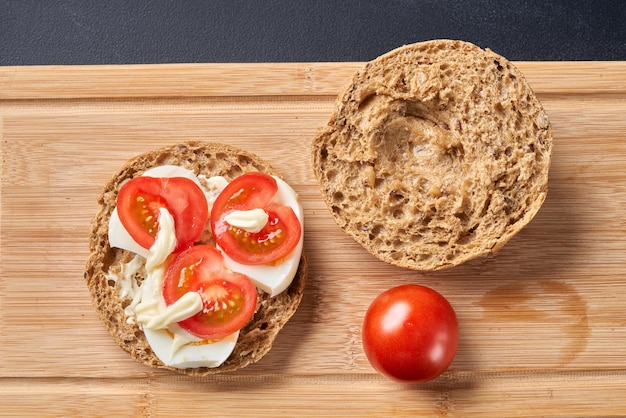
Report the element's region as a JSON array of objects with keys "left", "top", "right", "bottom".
[{"left": 1, "top": 62, "right": 626, "bottom": 417}]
